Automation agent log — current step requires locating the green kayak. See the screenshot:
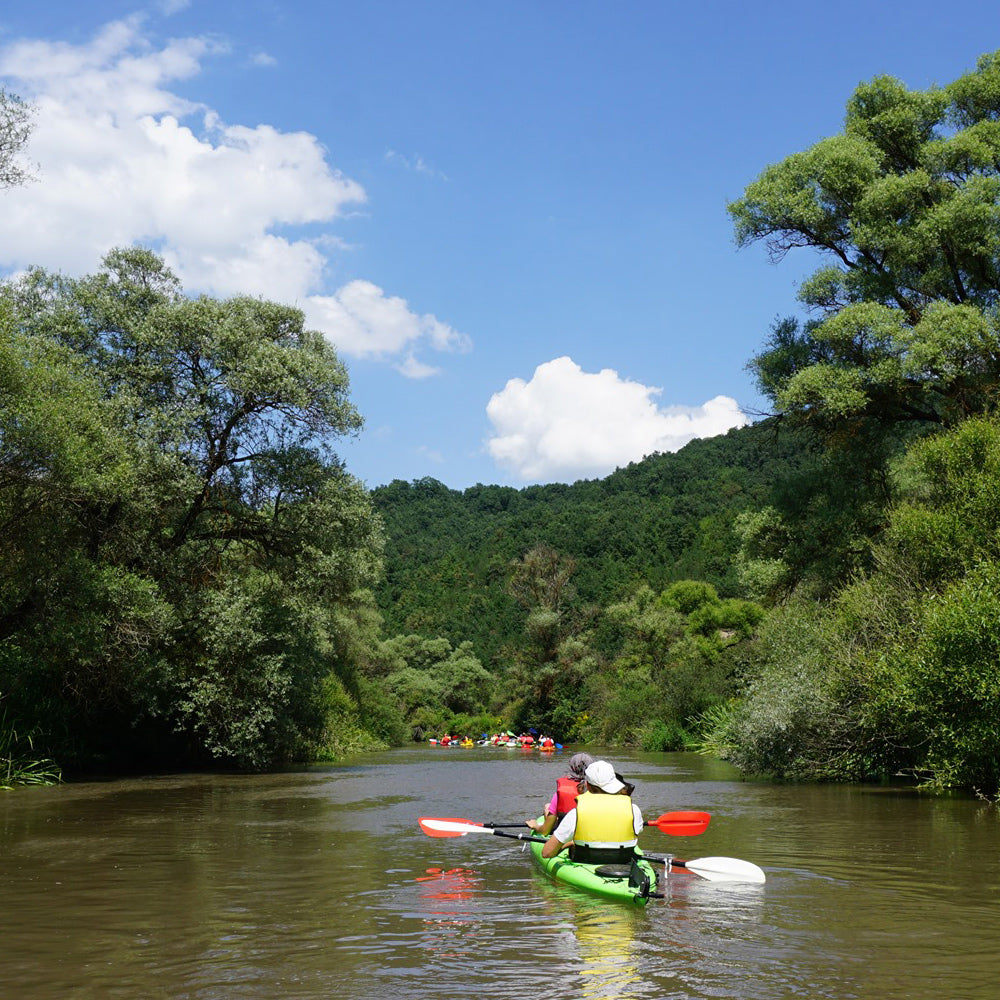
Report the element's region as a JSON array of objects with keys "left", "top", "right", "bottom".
[{"left": 529, "top": 840, "right": 659, "bottom": 904}]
